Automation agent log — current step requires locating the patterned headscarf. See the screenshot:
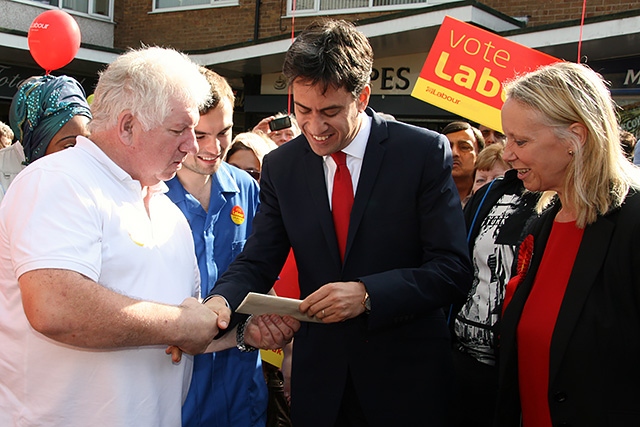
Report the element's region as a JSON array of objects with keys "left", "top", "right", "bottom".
[{"left": 9, "top": 75, "right": 92, "bottom": 164}]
